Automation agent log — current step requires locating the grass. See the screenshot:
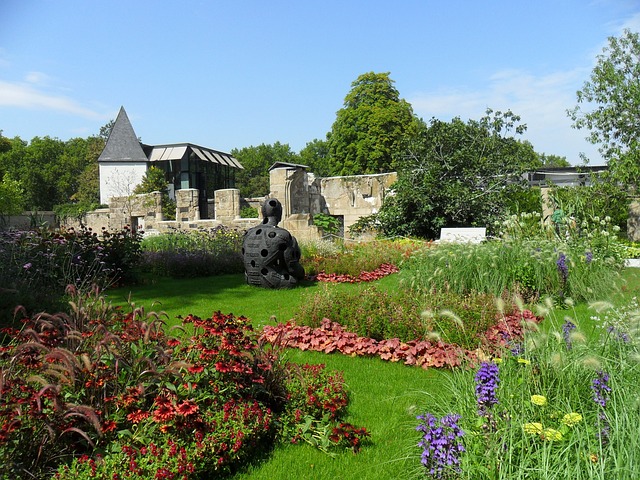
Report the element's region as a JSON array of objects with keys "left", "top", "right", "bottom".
[{"left": 105, "top": 268, "right": 640, "bottom": 479}]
